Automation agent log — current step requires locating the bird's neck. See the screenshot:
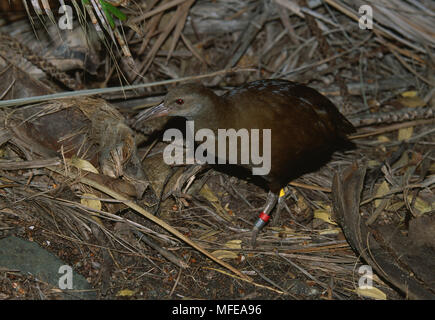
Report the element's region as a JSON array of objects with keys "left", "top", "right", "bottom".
[{"left": 188, "top": 95, "right": 233, "bottom": 132}]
